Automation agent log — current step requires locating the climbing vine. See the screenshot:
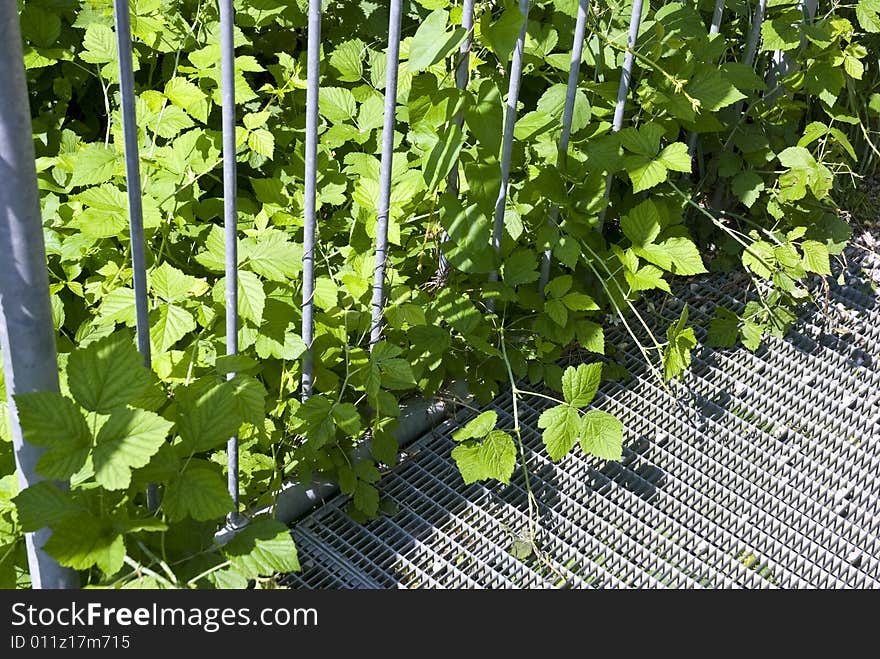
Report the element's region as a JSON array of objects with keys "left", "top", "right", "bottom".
[{"left": 1, "top": 0, "right": 877, "bottom": 587}]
